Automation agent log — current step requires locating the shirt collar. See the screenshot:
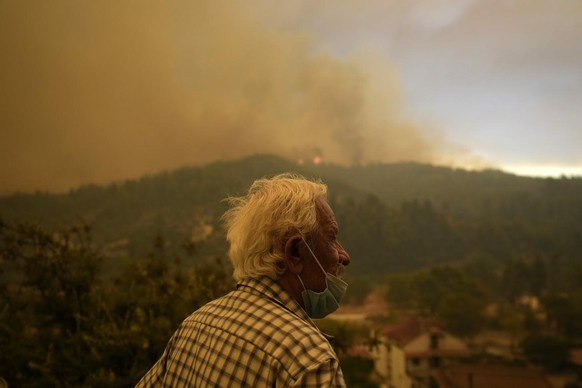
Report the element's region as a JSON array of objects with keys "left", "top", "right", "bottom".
[{"left": 237, "top": 276, "right": 317, "bottom": 328}]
